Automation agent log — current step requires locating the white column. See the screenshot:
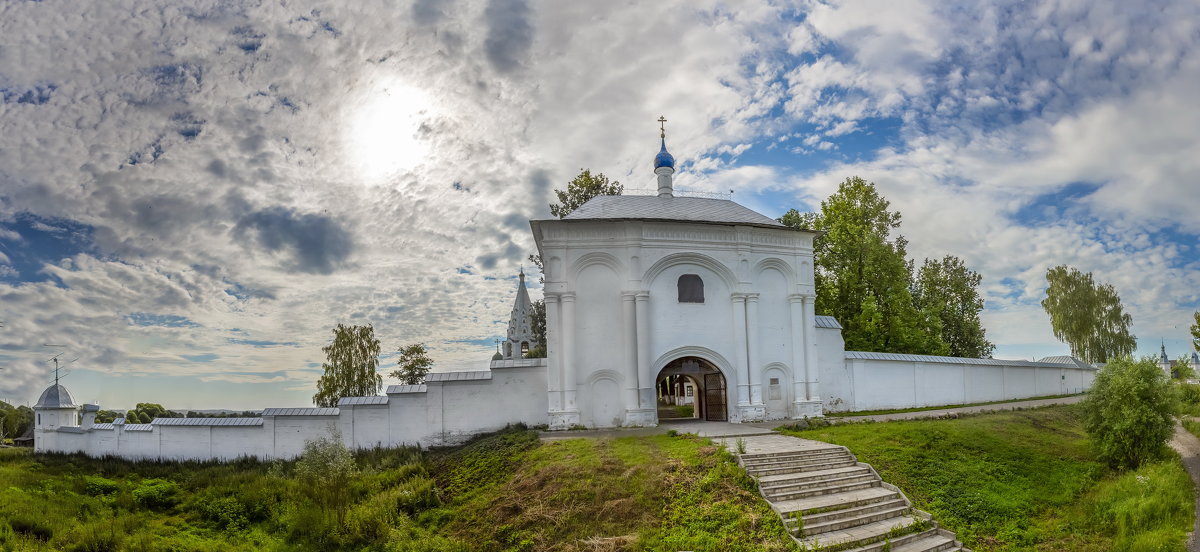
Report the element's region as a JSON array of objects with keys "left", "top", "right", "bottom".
[
  {"left": 803, "top": 294, "right": 821, "bottom": 402},
  {"left": 789, "top": 294, "right": 807, "bottom": 401},
  {"left": 622, "top": 291, "right": 640, "bottom": 413},
  {"left": 635, "top": 291, "right": 652, "bottom": 410},
  {"left": 731, "top": 293, "right": 750, "bottom": 407},
  {"left": 544, "top": 293, "right": 563, "bottom": 414},
  {"left": 561, "top": 292, "right": 578, "bottom": 414},
  {"left": 746, "top": 293, "right": 763, "bottom": 406}
]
